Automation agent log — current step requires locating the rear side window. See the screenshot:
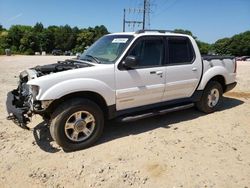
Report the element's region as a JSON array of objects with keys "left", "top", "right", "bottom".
[{"left": 167, "top": 37, "right": 195, "bottom": 64}]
